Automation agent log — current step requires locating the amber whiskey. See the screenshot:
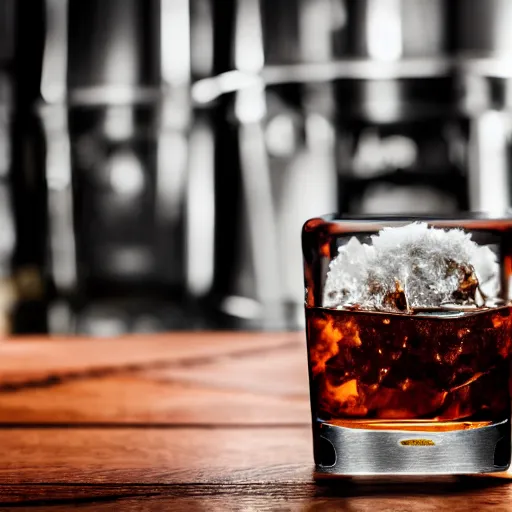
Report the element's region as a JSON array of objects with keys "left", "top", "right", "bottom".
[{"left": 306, "top": 306, "right": 512, "bottom": 430}]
